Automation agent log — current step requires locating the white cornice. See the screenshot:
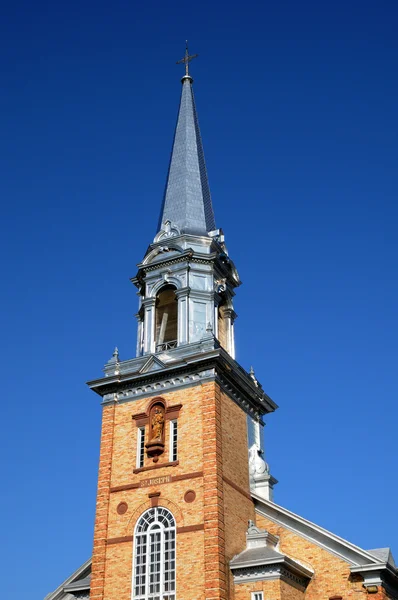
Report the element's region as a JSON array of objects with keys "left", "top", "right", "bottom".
[
  {"left": 253, "top": 495, "right": 381, "bottom": 567},
  {"left": 44, "top": 558, "right": 91, "bottom": 600}
]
